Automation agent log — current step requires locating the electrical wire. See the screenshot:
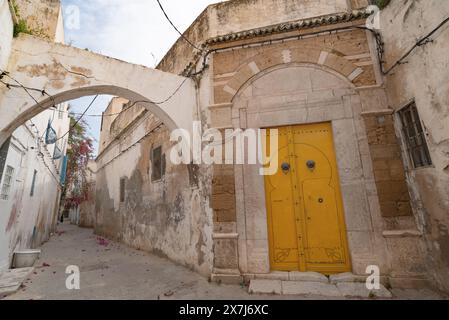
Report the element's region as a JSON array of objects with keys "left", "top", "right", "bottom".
[
  {"left": 0, "top": 70, "right": 189, "bottom": 117},
  {"left": 0, "top": 70, "right": 51, "bottom": 111},
  {"left": 0, "top": 78, "right": 48, "bottom": 96},
  {"left": 0, "top": 69, "right": 189, "bottom": 179},
  {"left": 383, "top": 15, "right": 449, "bottom": 75},
  {"left": 97, "top": 122, "right": 164, "bottom": 171},
  {"left": 156, "top": 0, "right": 203, "bottom": 52},
  {"left": 56, "top": 95, "right": 99, "bottom": 142},
  {"left": 18, "top": 119, "right": 64, "bottom": 188}
]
